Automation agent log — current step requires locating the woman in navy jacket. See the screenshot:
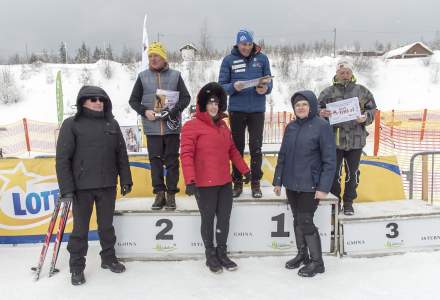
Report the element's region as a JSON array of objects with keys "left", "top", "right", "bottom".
[{"left": 273, "top": 90, "right": 336, "bottom": 277}]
